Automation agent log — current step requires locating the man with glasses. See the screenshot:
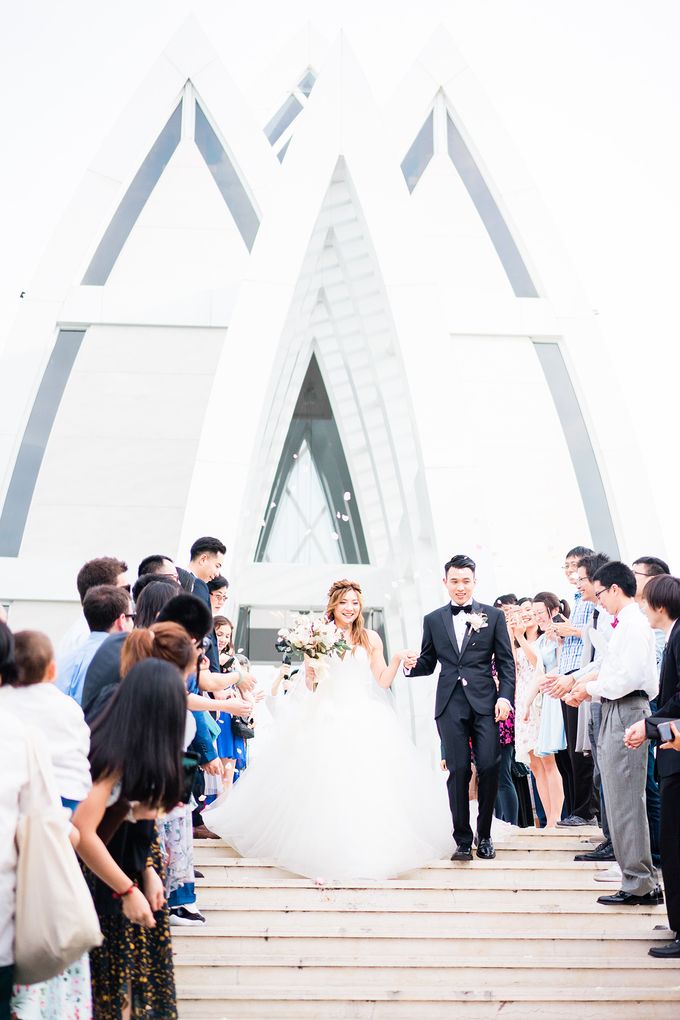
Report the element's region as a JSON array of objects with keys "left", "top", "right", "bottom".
[
  {"left": 56, "top": 584, "right": 134, "bottom": 705},
  {"left": 566, "top": 561, "right": 661, "bottom": 906}
]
